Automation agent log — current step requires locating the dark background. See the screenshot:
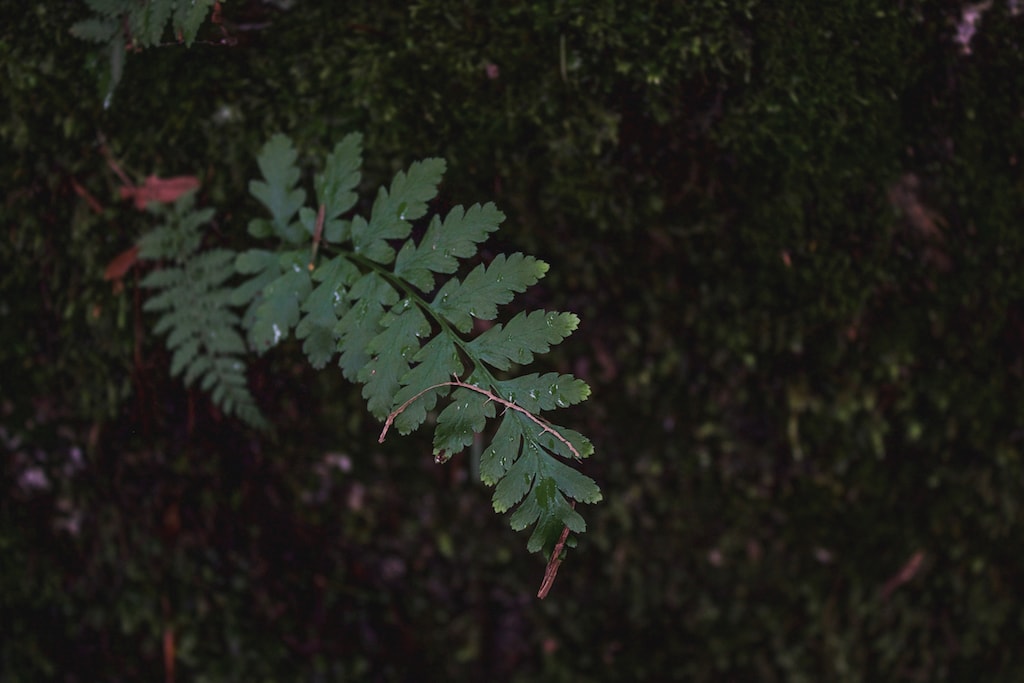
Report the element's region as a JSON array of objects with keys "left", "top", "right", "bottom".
[{"left": 3, "top": 1, "right": 1024, "bottom": 680}]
